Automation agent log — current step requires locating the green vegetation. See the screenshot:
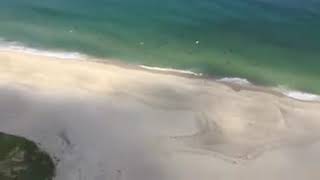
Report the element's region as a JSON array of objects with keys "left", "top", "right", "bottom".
[{"left": 0, "top": 132, "right": 55, "bottom": 180}]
